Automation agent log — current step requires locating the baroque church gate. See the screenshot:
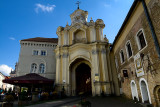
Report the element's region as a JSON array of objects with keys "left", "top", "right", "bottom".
[
  {"left": 69, "top": 58, "right": 92, "bottom": 96},
  {"left": 55, "top": 8, "right": 117, "bottom": 96}
]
